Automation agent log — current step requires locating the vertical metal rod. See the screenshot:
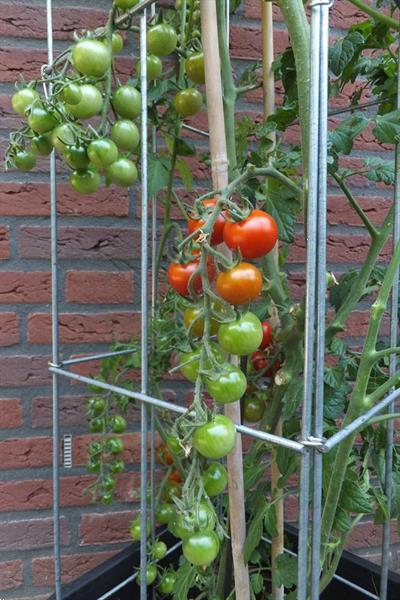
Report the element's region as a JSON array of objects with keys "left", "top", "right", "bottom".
[
  {"left": 380, "top": 41, "right": 400, "bottom": 600},
  {"left": 139, "top": 10, "right": 149, "bottom": 600},
  {"left": 297, "top": 3, "right": 321, "bottom": 597},
  {"left": 311, "top": 3, "right": 330, "bottom": 598},
  {"left": 46, "top": 0, "right": 61, "bottom": 596}
]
